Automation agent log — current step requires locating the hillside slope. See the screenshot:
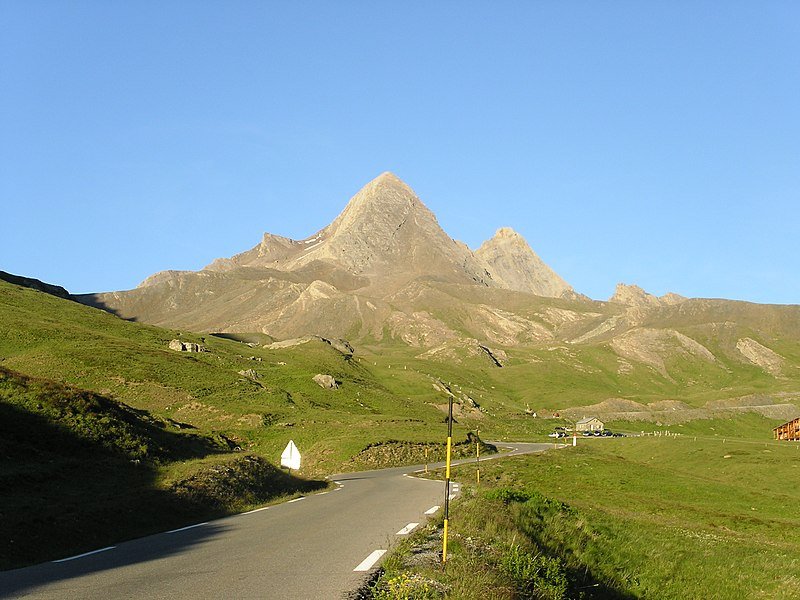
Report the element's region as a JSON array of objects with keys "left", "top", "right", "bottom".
[{"left": 73, "top": 174, "right": 799, "bottom": 420}]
